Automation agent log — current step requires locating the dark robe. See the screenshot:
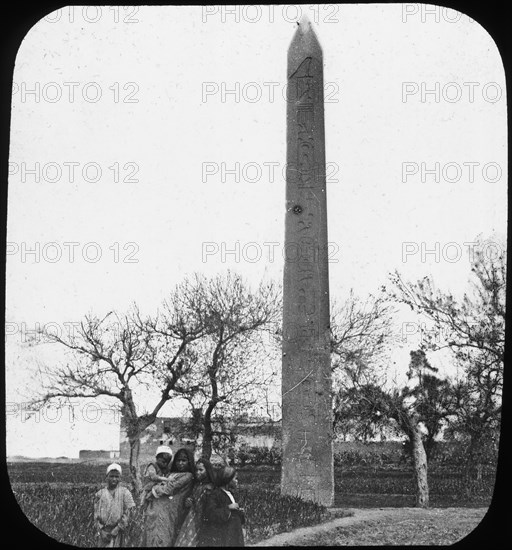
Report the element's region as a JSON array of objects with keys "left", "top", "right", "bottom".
[
  {"left": 174, "top": 481, "right": 214, "bottom": 547},
  {"left": 201, "top": 487, "right": 245, "bottom": 547}
]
